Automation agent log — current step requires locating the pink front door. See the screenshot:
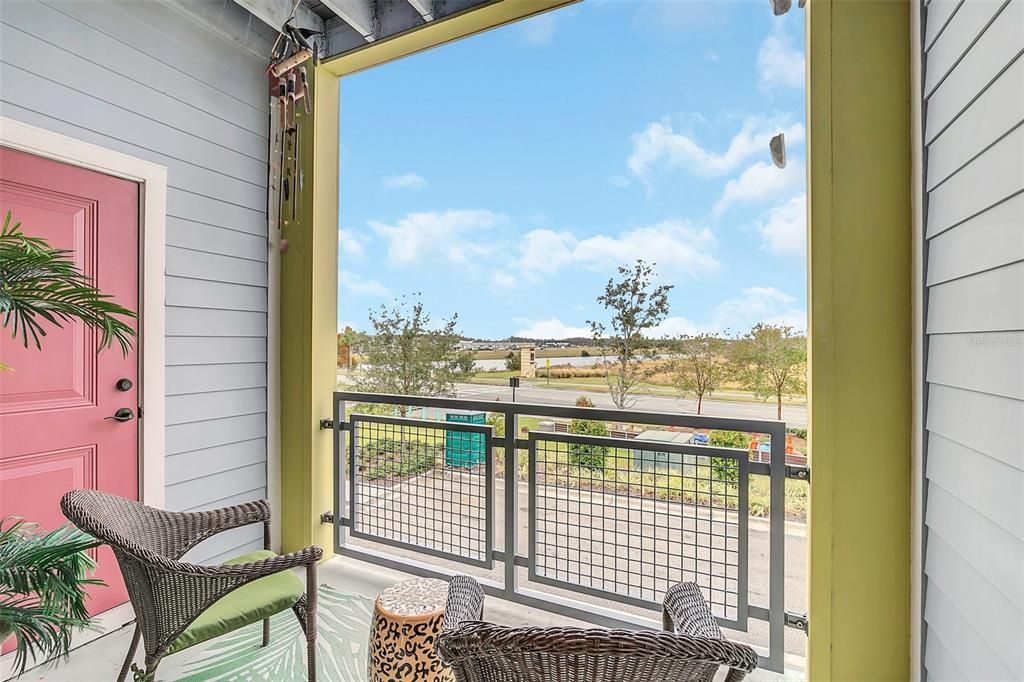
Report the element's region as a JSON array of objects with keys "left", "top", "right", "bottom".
[{"left": 0, "top": 147, "right": 140, "bottom": 623}]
